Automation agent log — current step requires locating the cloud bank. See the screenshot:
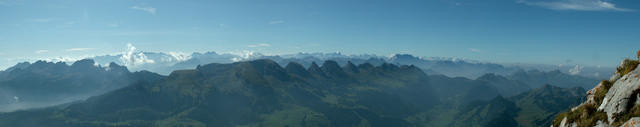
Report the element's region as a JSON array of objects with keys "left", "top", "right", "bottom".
[
  {"left": 119, "top": 43, "right": 155, "bottom": 67},
  {"left": 518, "top": 0, "right": 634, "bottom": 11},
  {"left": 268, "top": 20, "right": 285, "bottom": 24},
  {"left": 569, "top": 64, "right": 584, "bottom": 75}
]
